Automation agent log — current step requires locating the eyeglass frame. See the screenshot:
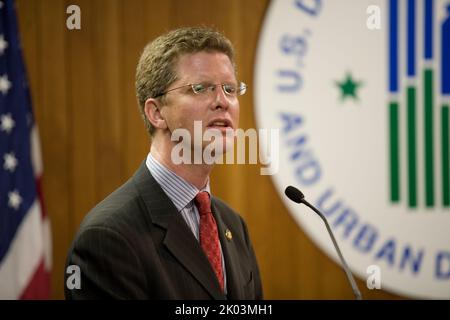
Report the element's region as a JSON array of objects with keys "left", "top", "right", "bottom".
[{"left": 153, "top": 81, "right": 247, "bottom": 99}]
